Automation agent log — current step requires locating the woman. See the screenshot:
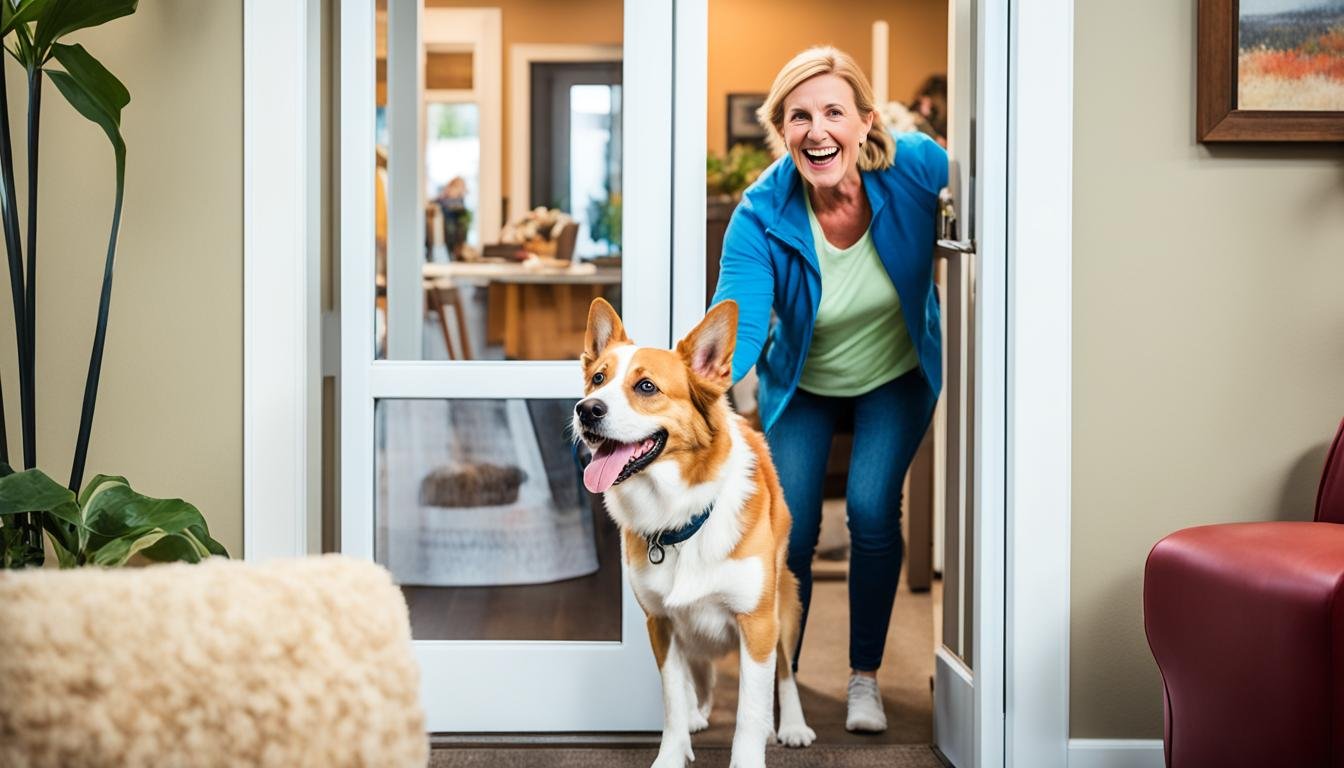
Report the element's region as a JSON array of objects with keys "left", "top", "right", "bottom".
[{"left": 711, "top": 46, "right": 947, "bottom": 733}]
